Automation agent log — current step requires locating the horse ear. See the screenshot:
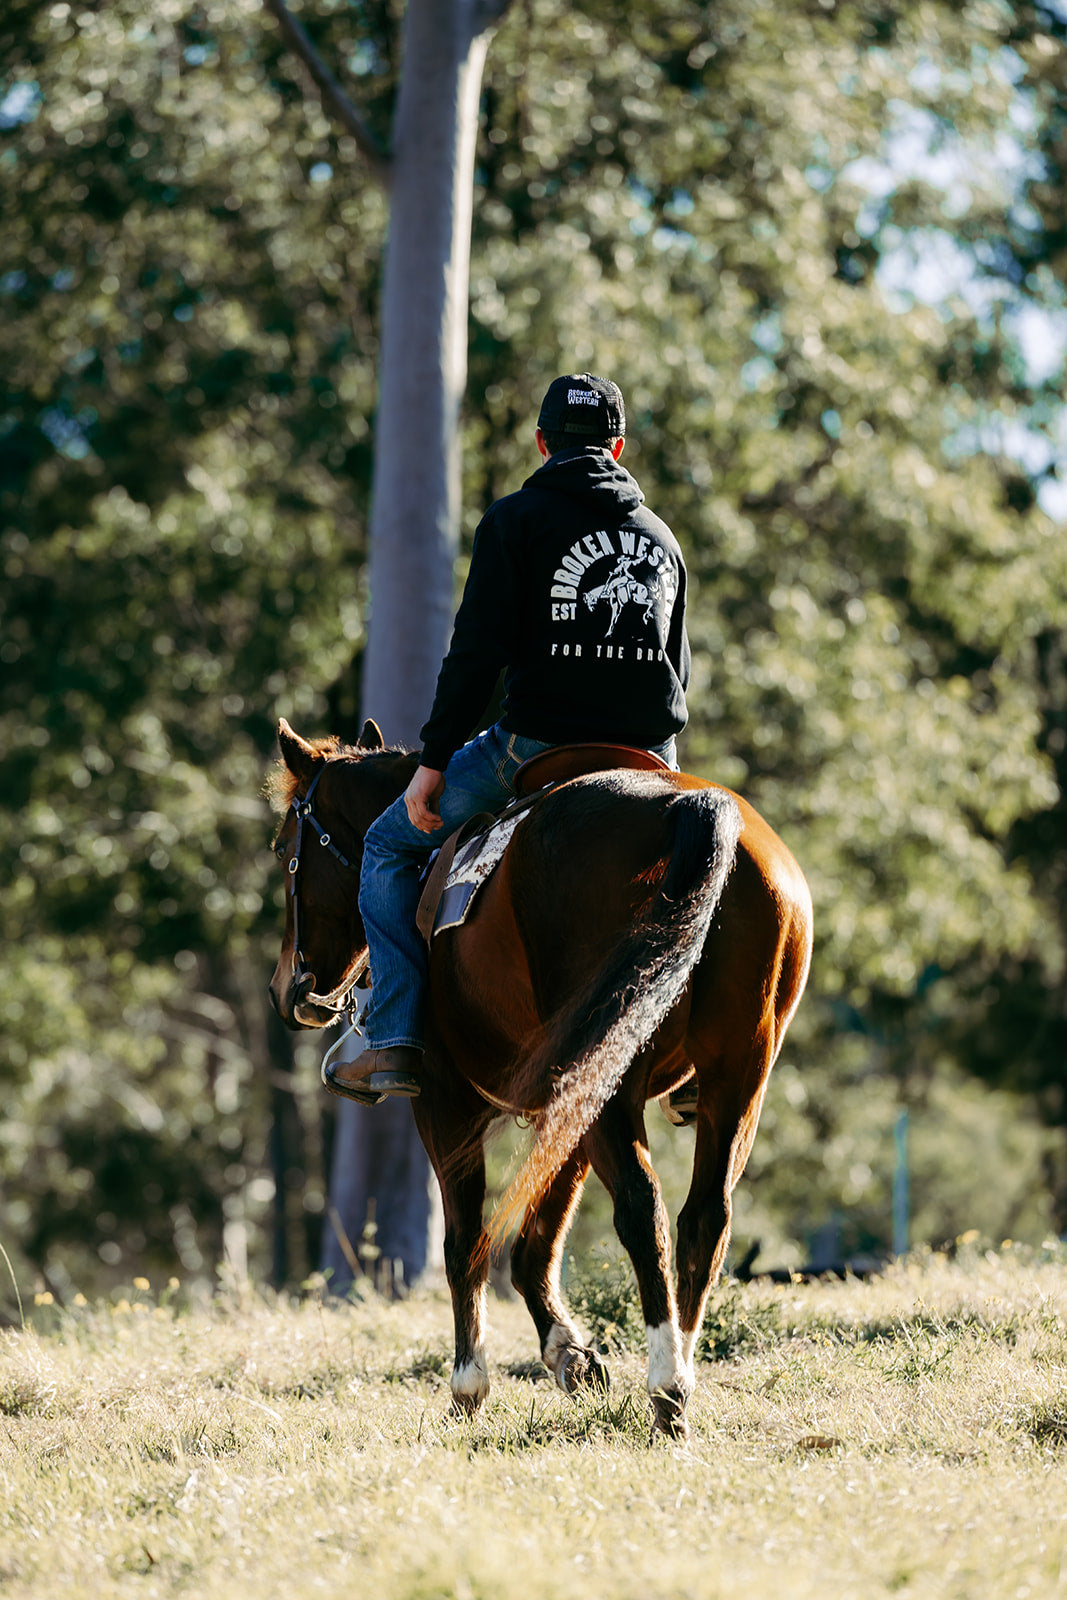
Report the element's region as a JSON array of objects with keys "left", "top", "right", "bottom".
[
  {"left": 357, "top": 718, "right": 384, "bottom": 751},
  {"left": 278, "top": 718, "right": 320, "bottom": 783}
]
